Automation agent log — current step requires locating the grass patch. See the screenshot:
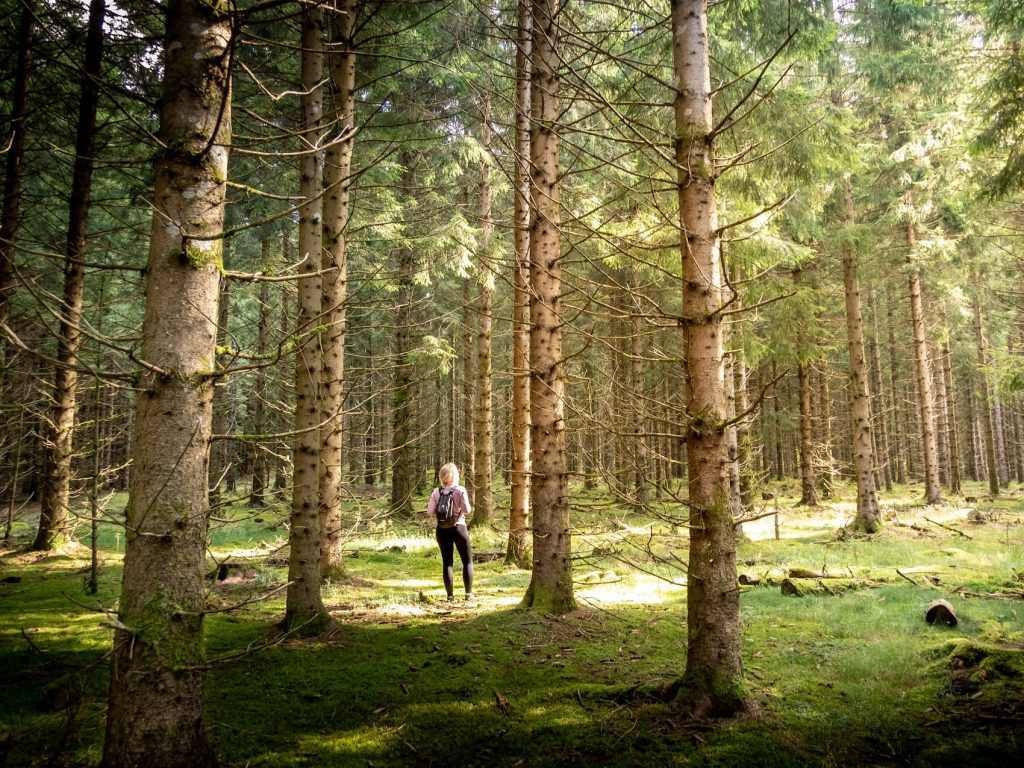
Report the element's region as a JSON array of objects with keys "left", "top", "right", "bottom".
[{"left": 1, "top": 480, "right": 1022, "bottom": 766}]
